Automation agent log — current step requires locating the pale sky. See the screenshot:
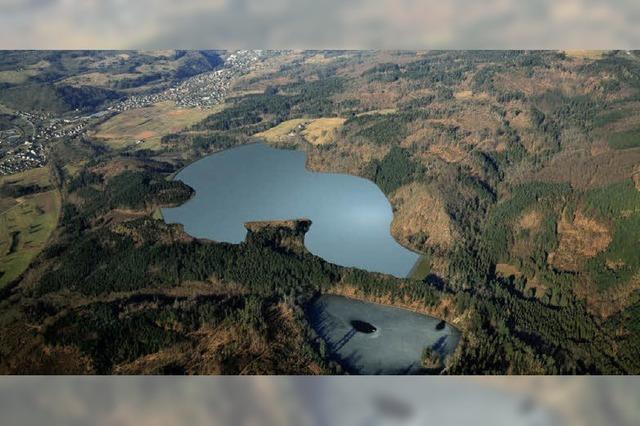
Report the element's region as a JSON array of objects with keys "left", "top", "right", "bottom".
[{"left": 1, "top": 0, "right": 639, "bottom": 48}]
